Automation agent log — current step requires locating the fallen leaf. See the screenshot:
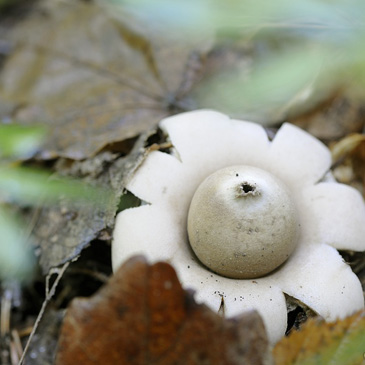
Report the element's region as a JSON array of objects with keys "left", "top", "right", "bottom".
[
  {"left": 0, "top": 1, "right": 209, "bottom": 160},
  {"left": 290, "top": 93, "right": 365, "bottom": 141},
  {"left": 273, "top": 310, "right": 365, "bottom": 365},
  {"left": 55, "top": 256, "right": 270, "bottom": 365},
  {"left": 30, "top": 128, "right": 153, "bottom": 273}
]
